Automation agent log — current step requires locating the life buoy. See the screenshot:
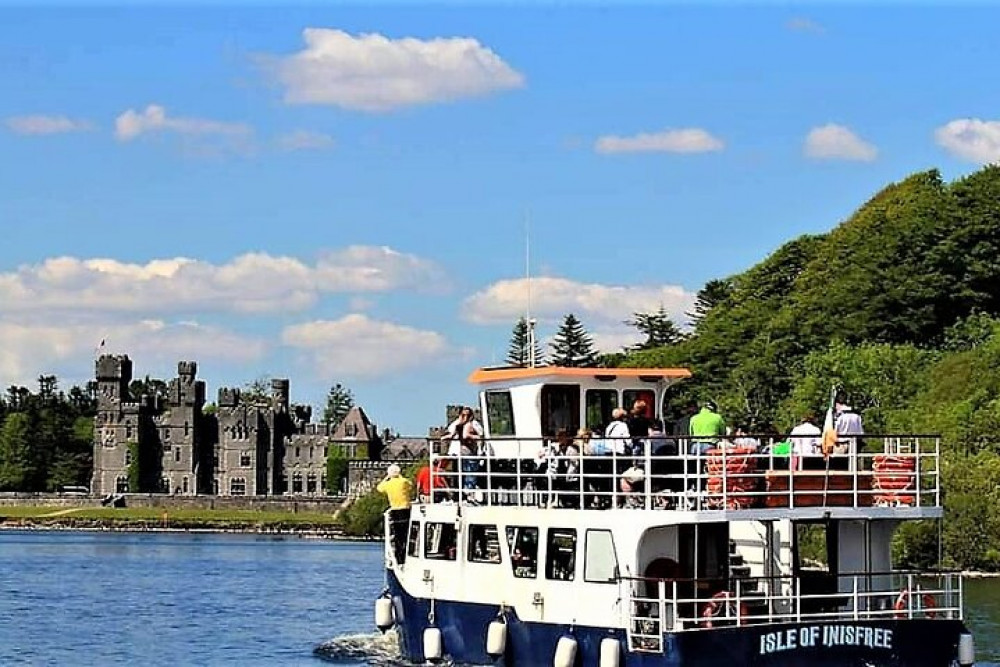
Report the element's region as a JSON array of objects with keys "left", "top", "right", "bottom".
[
  {"left": 894, "top": 589, "right": 937, "bottom": 619},
  {"left": 700, "top": 591, "right": 749, "bottom": 628}
]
